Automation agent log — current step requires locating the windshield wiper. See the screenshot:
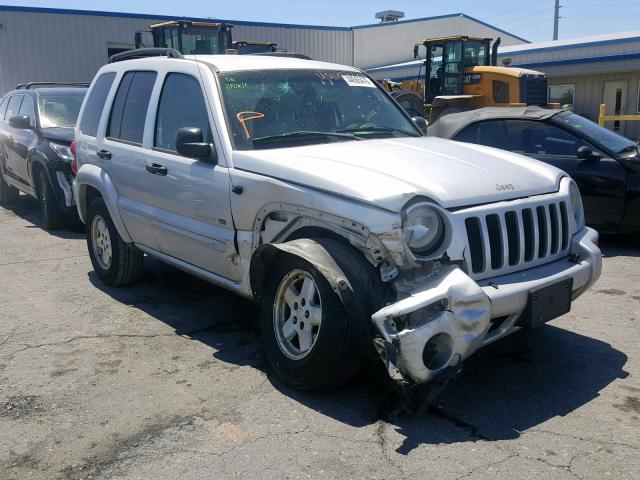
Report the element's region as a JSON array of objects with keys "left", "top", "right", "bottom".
[
  {"left": 336, "top": 125, "right": 420, "bottom": 137},
  {"left": 252, "top": 131, "right": 359, "bottom": 147}
]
